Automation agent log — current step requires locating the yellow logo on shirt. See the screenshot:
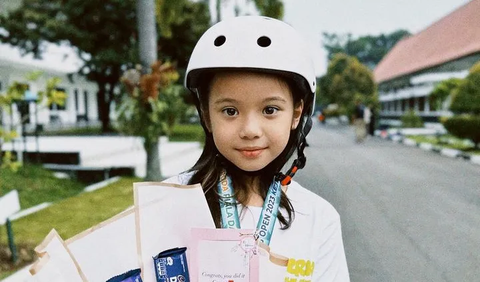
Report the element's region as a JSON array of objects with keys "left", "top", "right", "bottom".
[{"left": 284, "top": 258, "right": 315, "bottom": 282}]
